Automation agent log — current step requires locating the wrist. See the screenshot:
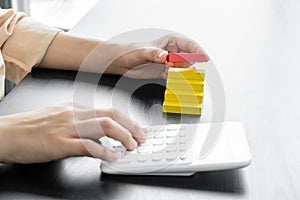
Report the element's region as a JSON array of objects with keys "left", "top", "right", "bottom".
[
  {"left": 84, "top": 42, "right": 131, "bottom": 74},
  {"left": 0, "top": 117, "right": 9, "bottom": 163},
  {"left": 0, "top": 116, "right": 22, "bottom": 163},
  {"left": 84, "top": 42, "right": 150, "bottom": 75}
]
